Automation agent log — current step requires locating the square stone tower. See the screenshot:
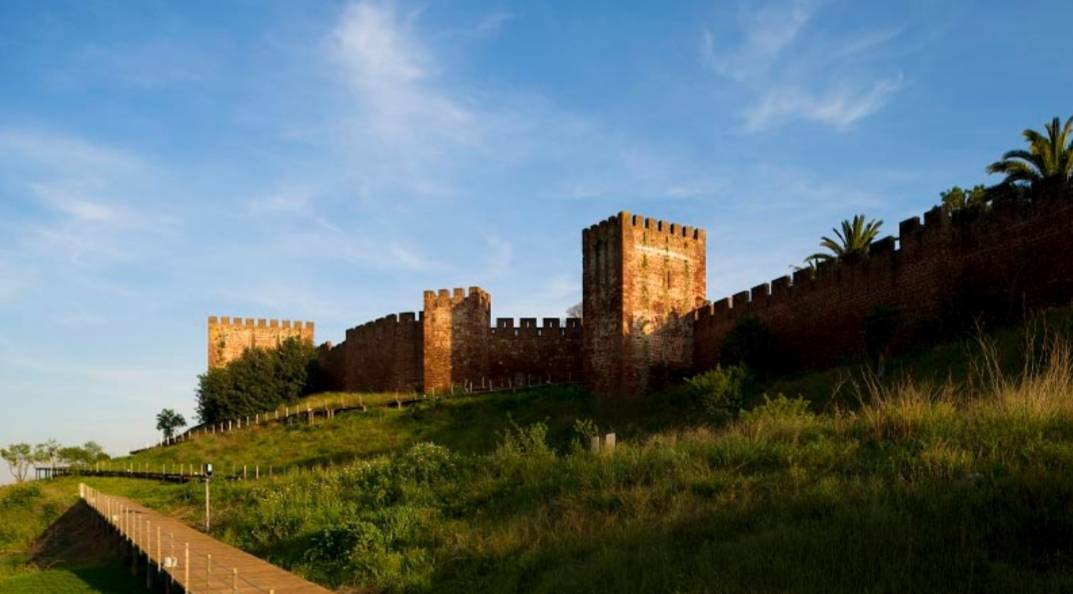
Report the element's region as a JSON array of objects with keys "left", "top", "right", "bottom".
[
  {"left": 422, "top": 287, "right": 492, "bottom": 393},
  {"left": 582, "top": 212, "right": 706, "bottom": 397},
  {"left": 207, "top": 317, "right": 314, "bottom": 369}
]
